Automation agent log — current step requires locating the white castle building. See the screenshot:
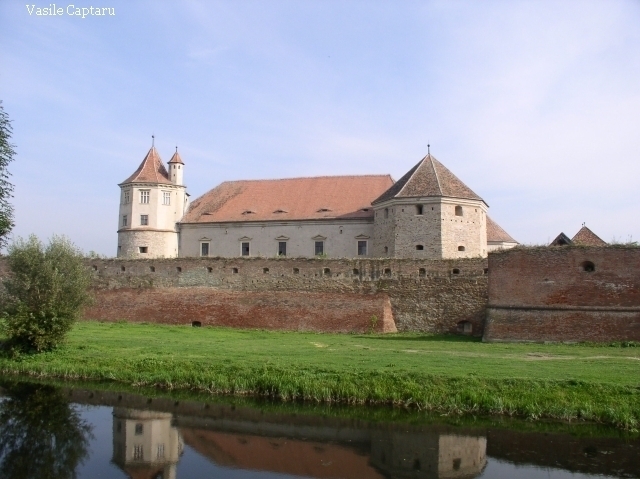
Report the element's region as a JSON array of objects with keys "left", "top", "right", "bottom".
[{"left": 117, "top": 144, "right": 517, "bottom": 259}]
